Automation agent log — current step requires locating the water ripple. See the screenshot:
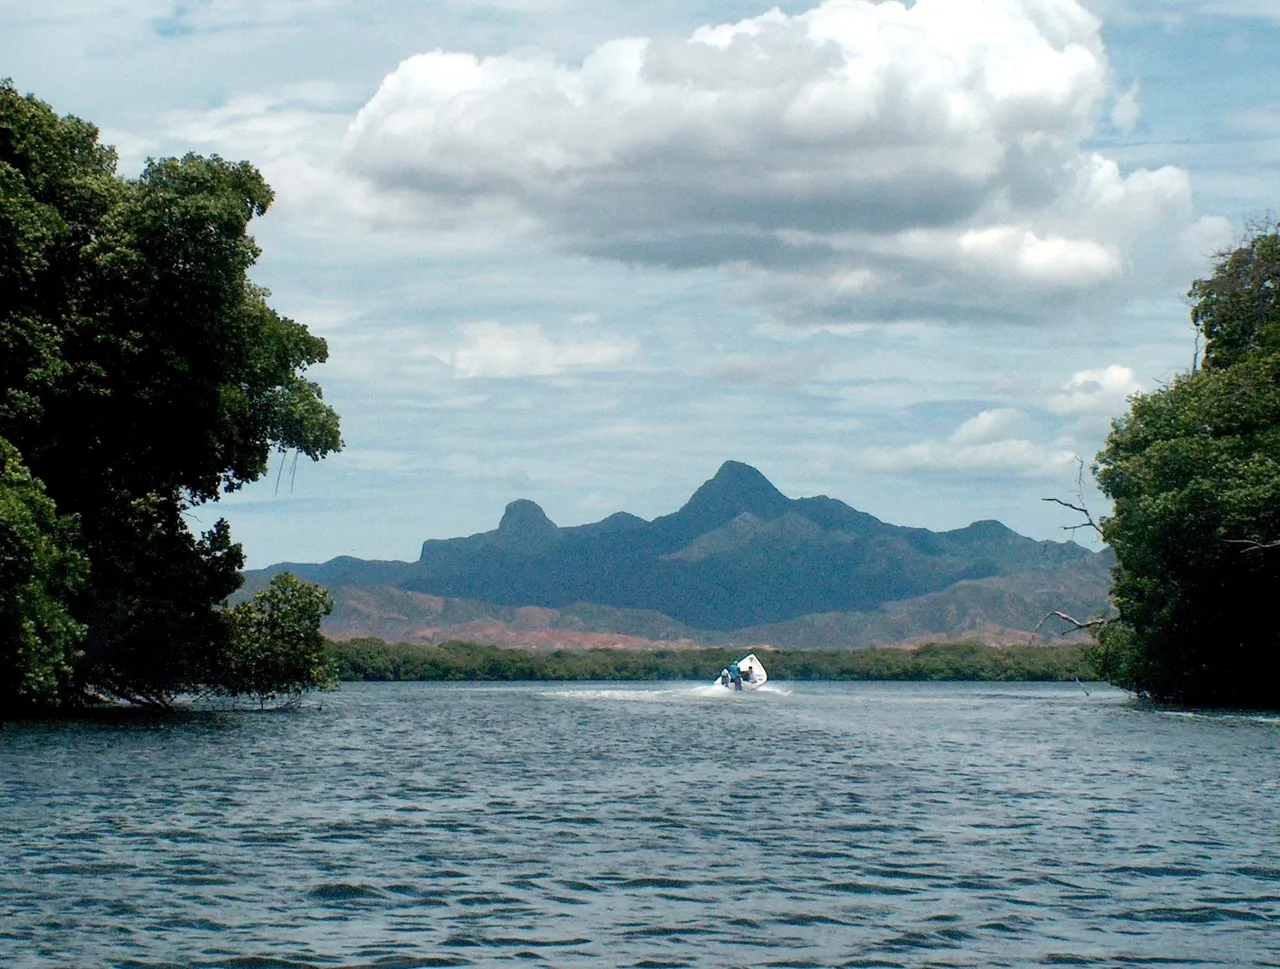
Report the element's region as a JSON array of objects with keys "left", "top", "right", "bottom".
[{"left": 2, "top": 681, "right": 1278, "bottom": 968}]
